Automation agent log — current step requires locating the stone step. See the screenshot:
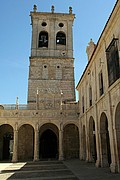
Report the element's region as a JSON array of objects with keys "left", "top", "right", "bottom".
[
  {"left": 2, "top": 164, "right": 67, "bottom": 172},
  {"left": 27, "top": 160, "right": 63, "bottom": 165},
  {"left": 4, "top": 170, "right": 76, "bottom": 179},
  {"left": 0, "top": 161, "right": 78, "bottom": 179}
]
